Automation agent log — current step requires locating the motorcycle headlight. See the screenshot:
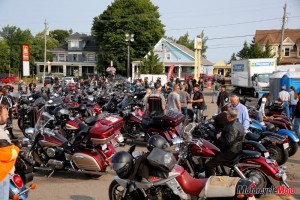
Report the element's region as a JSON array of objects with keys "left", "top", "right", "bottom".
[{"left": 24, "top": 128, "right": 35, "bottom": 139}]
